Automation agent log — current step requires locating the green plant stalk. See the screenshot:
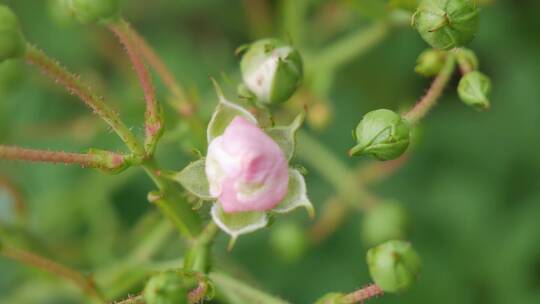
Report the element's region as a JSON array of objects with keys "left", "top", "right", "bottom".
[
  {"left": 313, "top": 21, "right": 390, "bottom": 73},
  {"left": 184, "top": 221, "right": 219, "bottom": 273},
  {"left": 210, "top": 271, "right": 290, "bottom": 304},
  {"left": 142, "top": 159, "right": 202, "bottom": 239},
  {"left": 24, "top": 44, "right": 145, "bottom": 157},
  {"left": 297, "top": 131, "right": 377, "bottom": 210},
  {"left": 404, "top": 54, "right": 457, "bottom": 123}
]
